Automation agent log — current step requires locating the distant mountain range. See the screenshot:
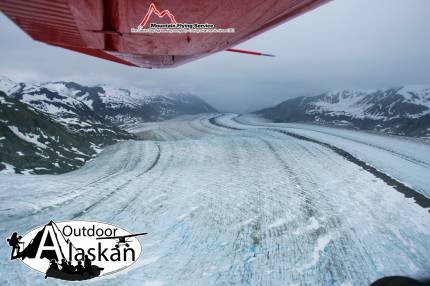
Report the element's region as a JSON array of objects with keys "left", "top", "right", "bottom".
[
  {"left": 0, "top": 76, "right": 216, "bottom": 174},
  {"left": 57, "top": 81, "right": 216, "bottom": 126},
  {"left": 257, "top": 86, "right": 430, "bottom": 138}
]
